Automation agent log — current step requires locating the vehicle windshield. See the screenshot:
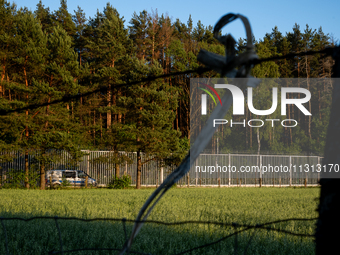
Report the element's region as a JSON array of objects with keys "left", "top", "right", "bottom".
[{"left": 77, "top": 171, "right": 90, "bottom": 179}]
